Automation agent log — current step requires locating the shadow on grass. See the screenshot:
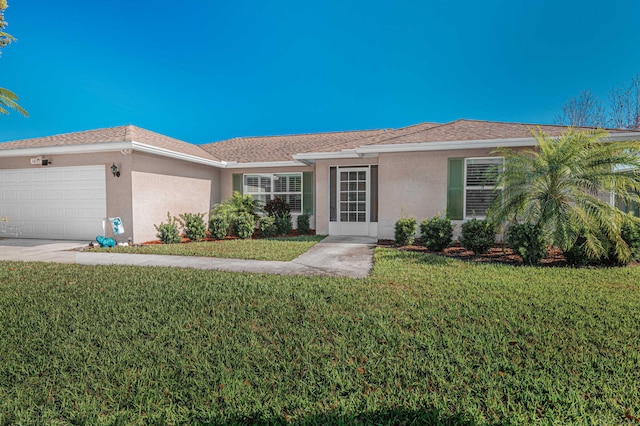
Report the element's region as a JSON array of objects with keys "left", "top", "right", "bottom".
[
  {"left": 378, "top": 249, "right": 455, "bottom": 266},
  {"left": 198, "top": 406, "right": 496, "bottom": 425}
]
